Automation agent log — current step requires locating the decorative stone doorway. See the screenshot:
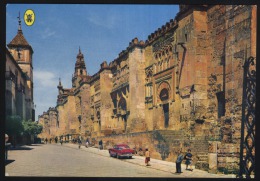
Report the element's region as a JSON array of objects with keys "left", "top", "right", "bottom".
[
  {"left": 118, "top": 97, "right": 127, "bottom": 131},
  {"left": 160, "top": 88, "right": 169, "bottom": 128},
  {"left": 97, "top": 111, "right": 101, "bottom": 132},
  {"left": 163, "top": 104, "right": 169, "bottom": 128}
]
